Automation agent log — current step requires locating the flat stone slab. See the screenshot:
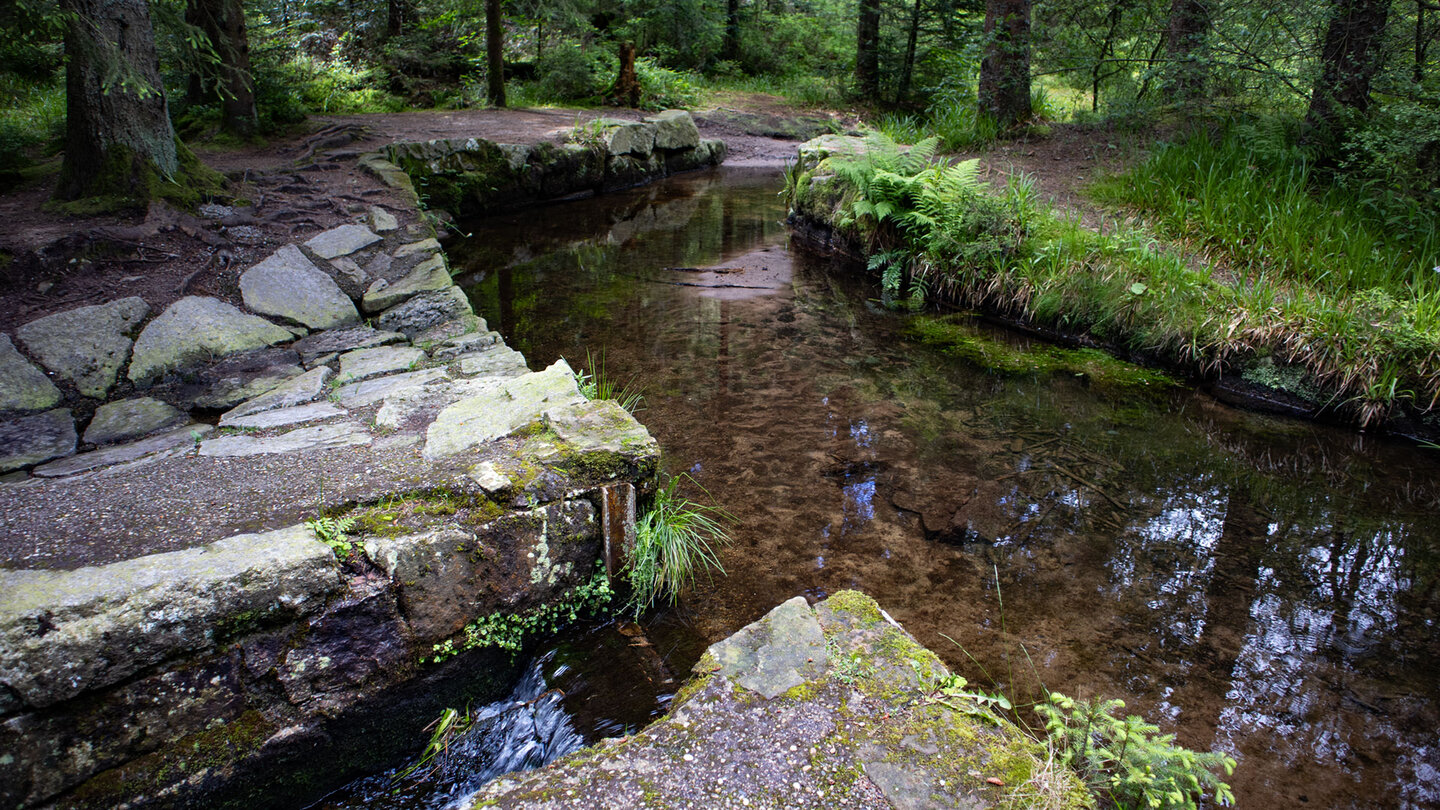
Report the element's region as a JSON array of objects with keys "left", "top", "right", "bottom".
[
  {"left": 0, "top": 335, "right": 62, "bottom": 413},
  {"left": 219, "top": 402, "right": 346, "bottom": 430},
  {"left": 337, "top": 345, "right": 426, "bottom": 383},
  {"left": 333, "top": 367, "right": 450, "bottom": 408},
  {"left": 83, "top": 397, "right": 187, "bottom": 446},
  {"left": 173, "top": 347, "right": 305, "bottom": 410},
  {"left": 457, "top": 344, "right": 530, "bottom": 378},
  {"left": 220, "top": 366, "right": 333, "bottom": 422},
  {"left": 0, "top": 409, "right": 75, "bottom": 473},
  {"left": 368, "top": 206, "right": 399, "bottom": 232},
  {"left": 0, "top": 524, "right": 340, "bottom": 707},
  {"left": 412, "top": 315, "right": 484, "bottom": 345},
  {"left": 291, "top": 326, "right": 407, "bottom": 367},
  {"left": 303, "top": 223, "right": 382, "bottom": 259},
  {"left": 362, "top": 254, "right": 452, "bottom": 313},
  {"left": 127, "top": 297, "right": 296, "bottom": 386},
  {"left": 424, "top": 360, "right": 585, "bottom": 460},
  {"left": 473, "top": 592, "right": 1091, "bottom": 810},
  {"left": 14, "top": 297, "right": 149, "bottom": 399},
  {"left": 34, "top": 425, "right": 211, "bottom": 479},
  {"left": 199, "top": 422, "right": 372, "bottom": 457},
  {"left": 377, "top": 287, "right": 473, "bottom": 338},
  {"left": 544, "top": 400, "right": 659, "bottom": 457},
  {"left": 240, "top": 244, "right": 360, "bottom": 331},
  {"left": 431, "top": 330, "right": 501, "bottom": 361},
  {"left": 393, "top": 238, "right": 440, "bottom": 258}
]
